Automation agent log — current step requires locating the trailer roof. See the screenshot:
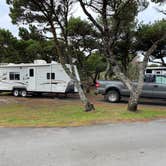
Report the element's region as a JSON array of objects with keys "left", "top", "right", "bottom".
[
  {"left": 0, "top": 60, "right": 62, "bottom": 68},
  {"left": 0, "top": 63, "right": 53, "bottom": 68},
  {"left": 146, "top": 66, "right": 166, "bottom": 70}
]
